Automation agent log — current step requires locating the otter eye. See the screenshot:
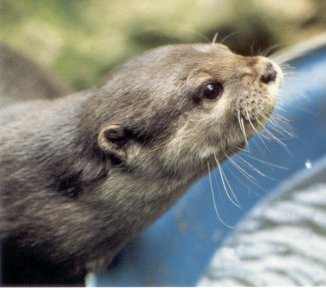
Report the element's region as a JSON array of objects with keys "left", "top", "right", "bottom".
[{"left": 202, "top": 82, "right": 223, "bottom": 100}]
